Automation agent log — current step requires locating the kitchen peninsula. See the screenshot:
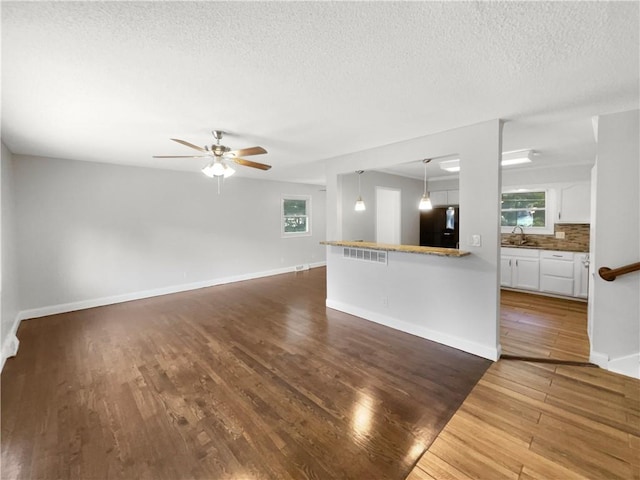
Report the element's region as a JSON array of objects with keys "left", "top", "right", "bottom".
[{"left": 322, "top": 239, "right": 499, "bottom": 361}]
